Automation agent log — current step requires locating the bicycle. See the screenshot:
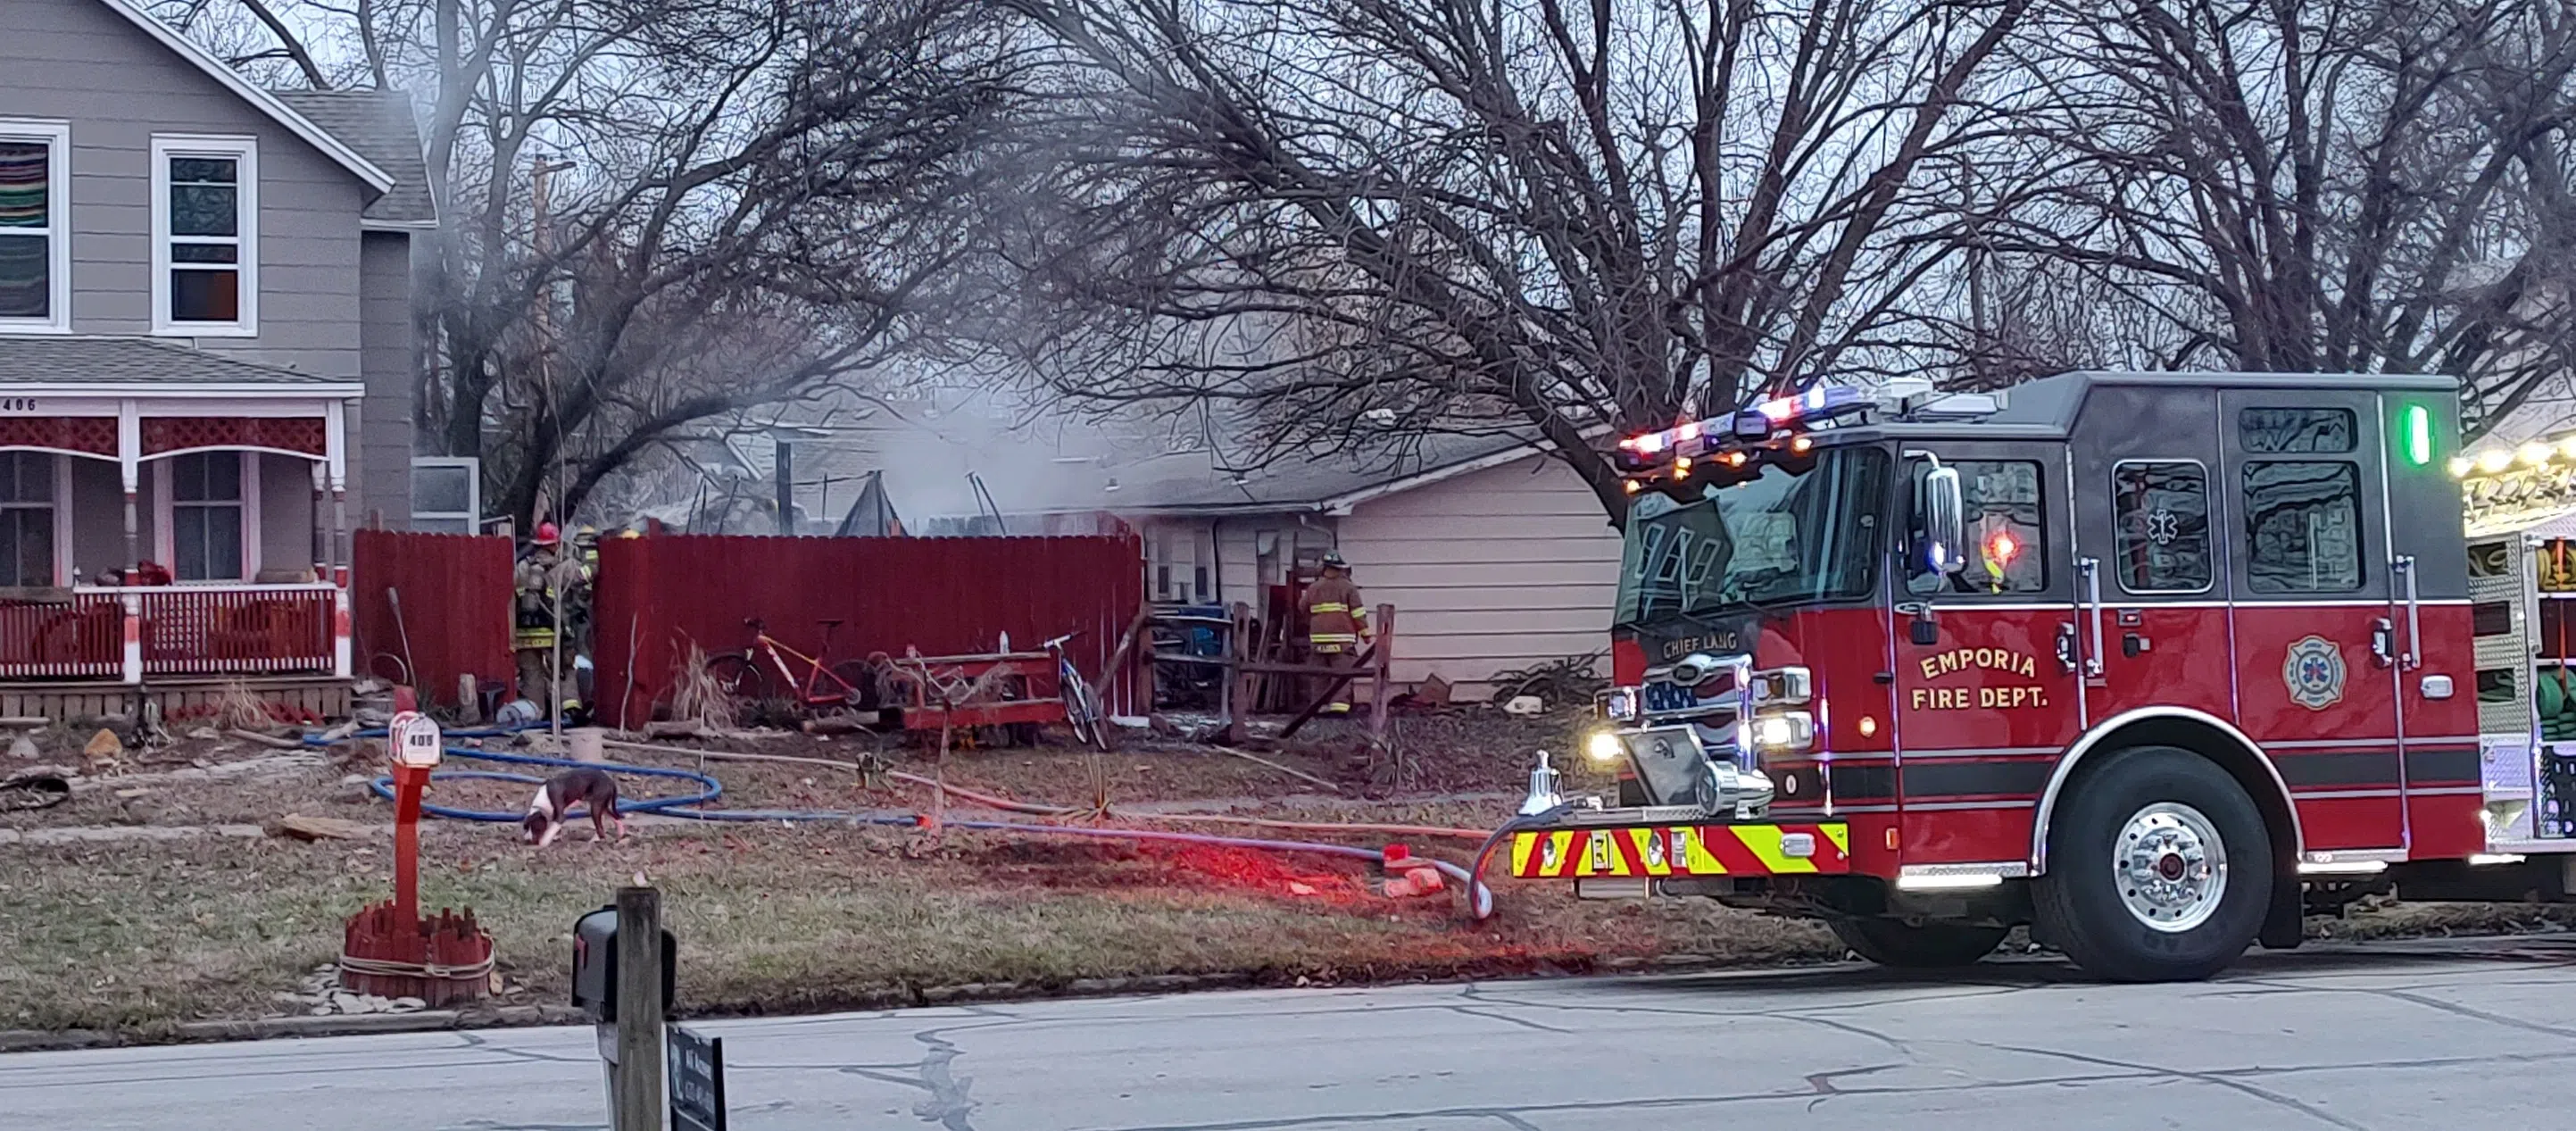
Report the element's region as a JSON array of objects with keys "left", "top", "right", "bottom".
[
  {"left": 705, "top": 618, "right": 876, "bottom": 717},
  {"left": 1046, "top": 630, "right": 1109, "bottom": 751}
]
